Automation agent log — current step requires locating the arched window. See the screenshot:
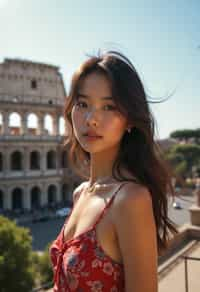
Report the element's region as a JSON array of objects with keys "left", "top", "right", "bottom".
[
  {"left": 12, "top": 188, "right": 23, "bottom": 210},
  {"left": 11, "top": 151, "right": 23, "bottom": 170},
  {"left": 9, "top": 112, "right": 22, "bottom": 135},
  {"left": 59, "top": 116, "right": 65, "bottom": 136},
  {"left": 0, "top": 153, "right": 3, "bottom": 171},
  {"left": 61, "top": 150, "right": 68, "bottom": 168},
  {"left": 44, "top": 114, "right": 53, "bottom": 135},
  {"left": 48, "top": 185, "right": 57, "bottom": 207},
  {"left": 47, "top": 150, "right": 56, "bottom": 169},
  {"left": 0, "top": 113, "right": 3, "bottom": 134},
  {"left": 30, "top": 151, "right": 40, "bottom": 170},
  {"left": 27, "top": 113, "right": 38, "bottom": 135},
  {"left": 31, "top": 186, "right": 41, "bottom": 209},
  {"left": 62, "top": 184, "right": 71, "bottom": 204}
]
